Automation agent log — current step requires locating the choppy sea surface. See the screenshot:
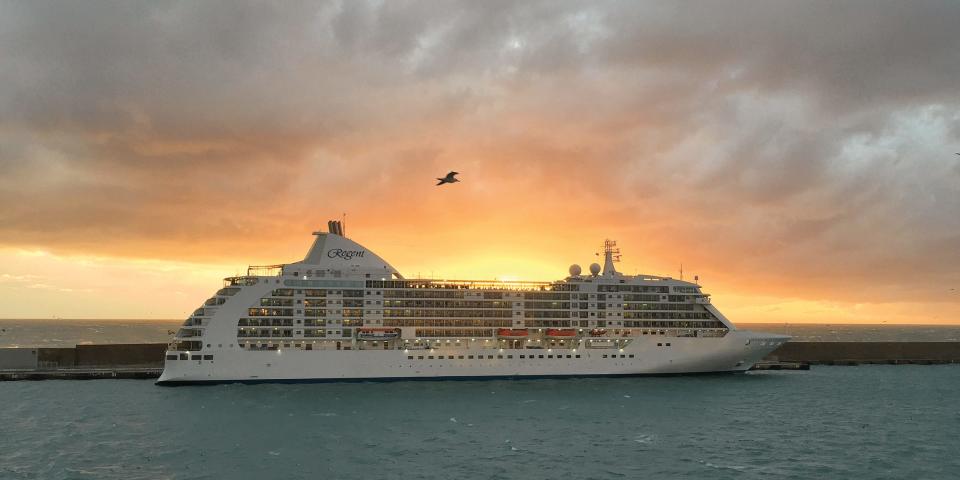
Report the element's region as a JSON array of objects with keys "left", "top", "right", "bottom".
[
  {"left": 1, "top": 366, "right": 959, "bottom": 479},
  {"left": 2, "top": 320, "right": 960, "bottom": 348}
]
